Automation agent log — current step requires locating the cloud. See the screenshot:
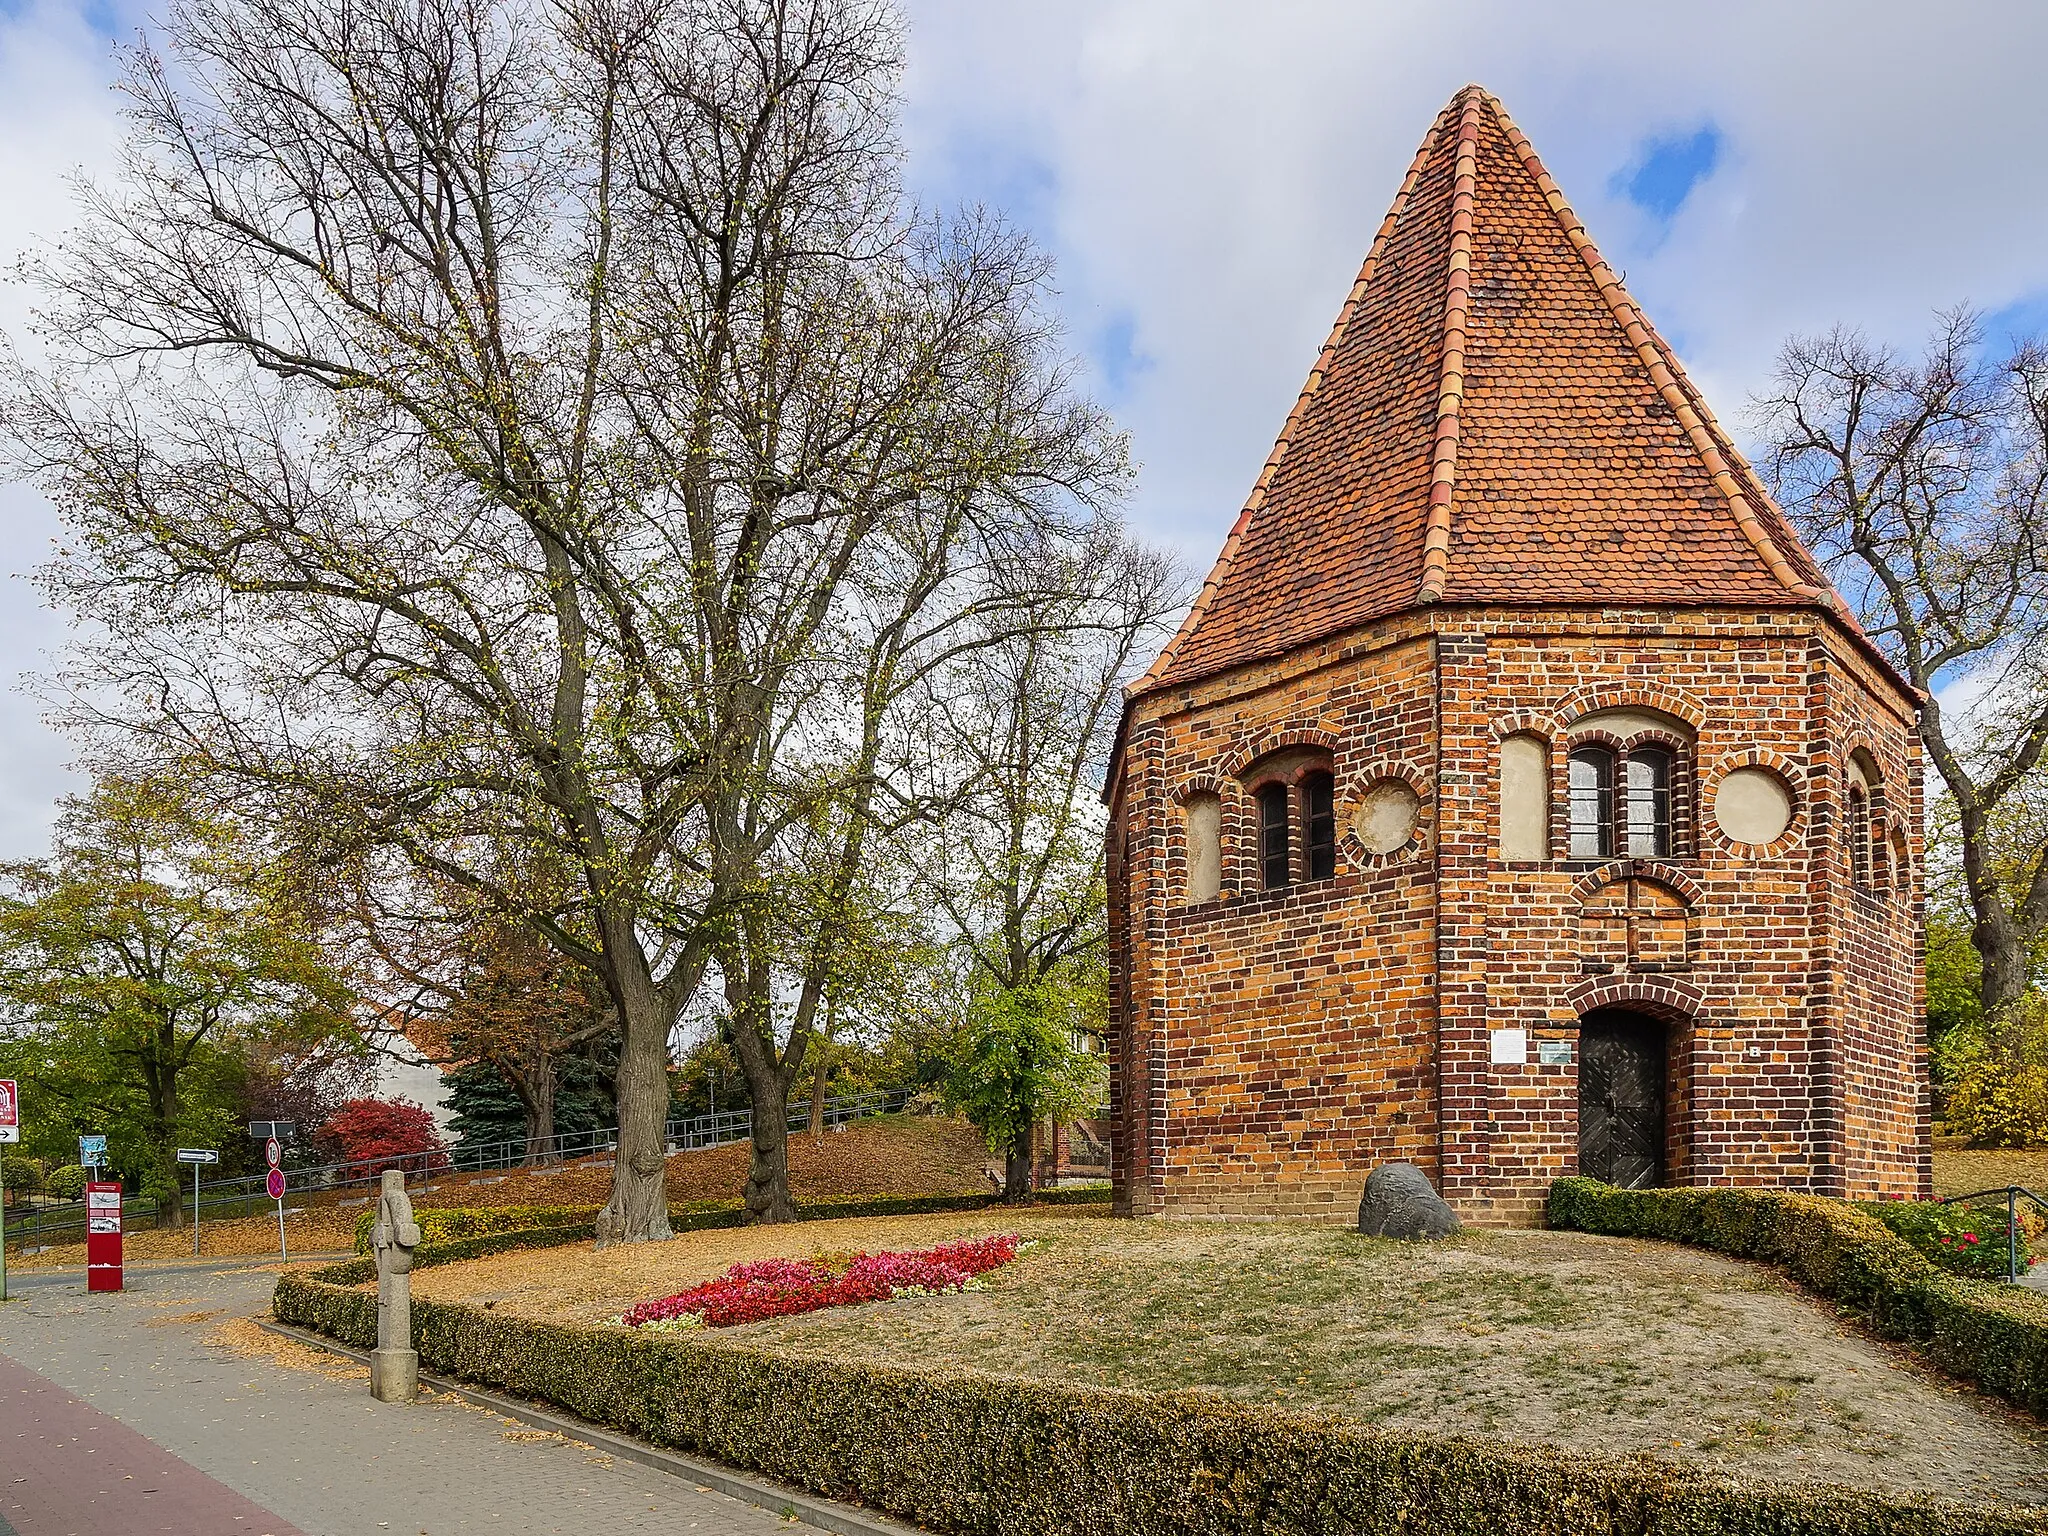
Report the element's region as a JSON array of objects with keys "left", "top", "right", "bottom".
[
  {"left": 898, "top": 0, "right": 2048, "bottom": 575},
  {"left": 4, "top": 0, "right": 2048, "bottom": 851},
  {"left": 0, "top": 0, "right": 134, "bottom": 857}
]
